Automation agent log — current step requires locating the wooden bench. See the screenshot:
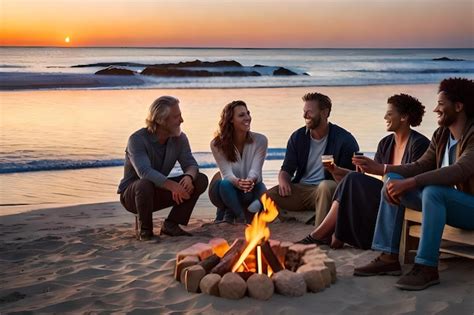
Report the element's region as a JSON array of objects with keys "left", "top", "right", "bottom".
[{"left": 400, "top": 208, "right": 474, "bottom": 263}]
